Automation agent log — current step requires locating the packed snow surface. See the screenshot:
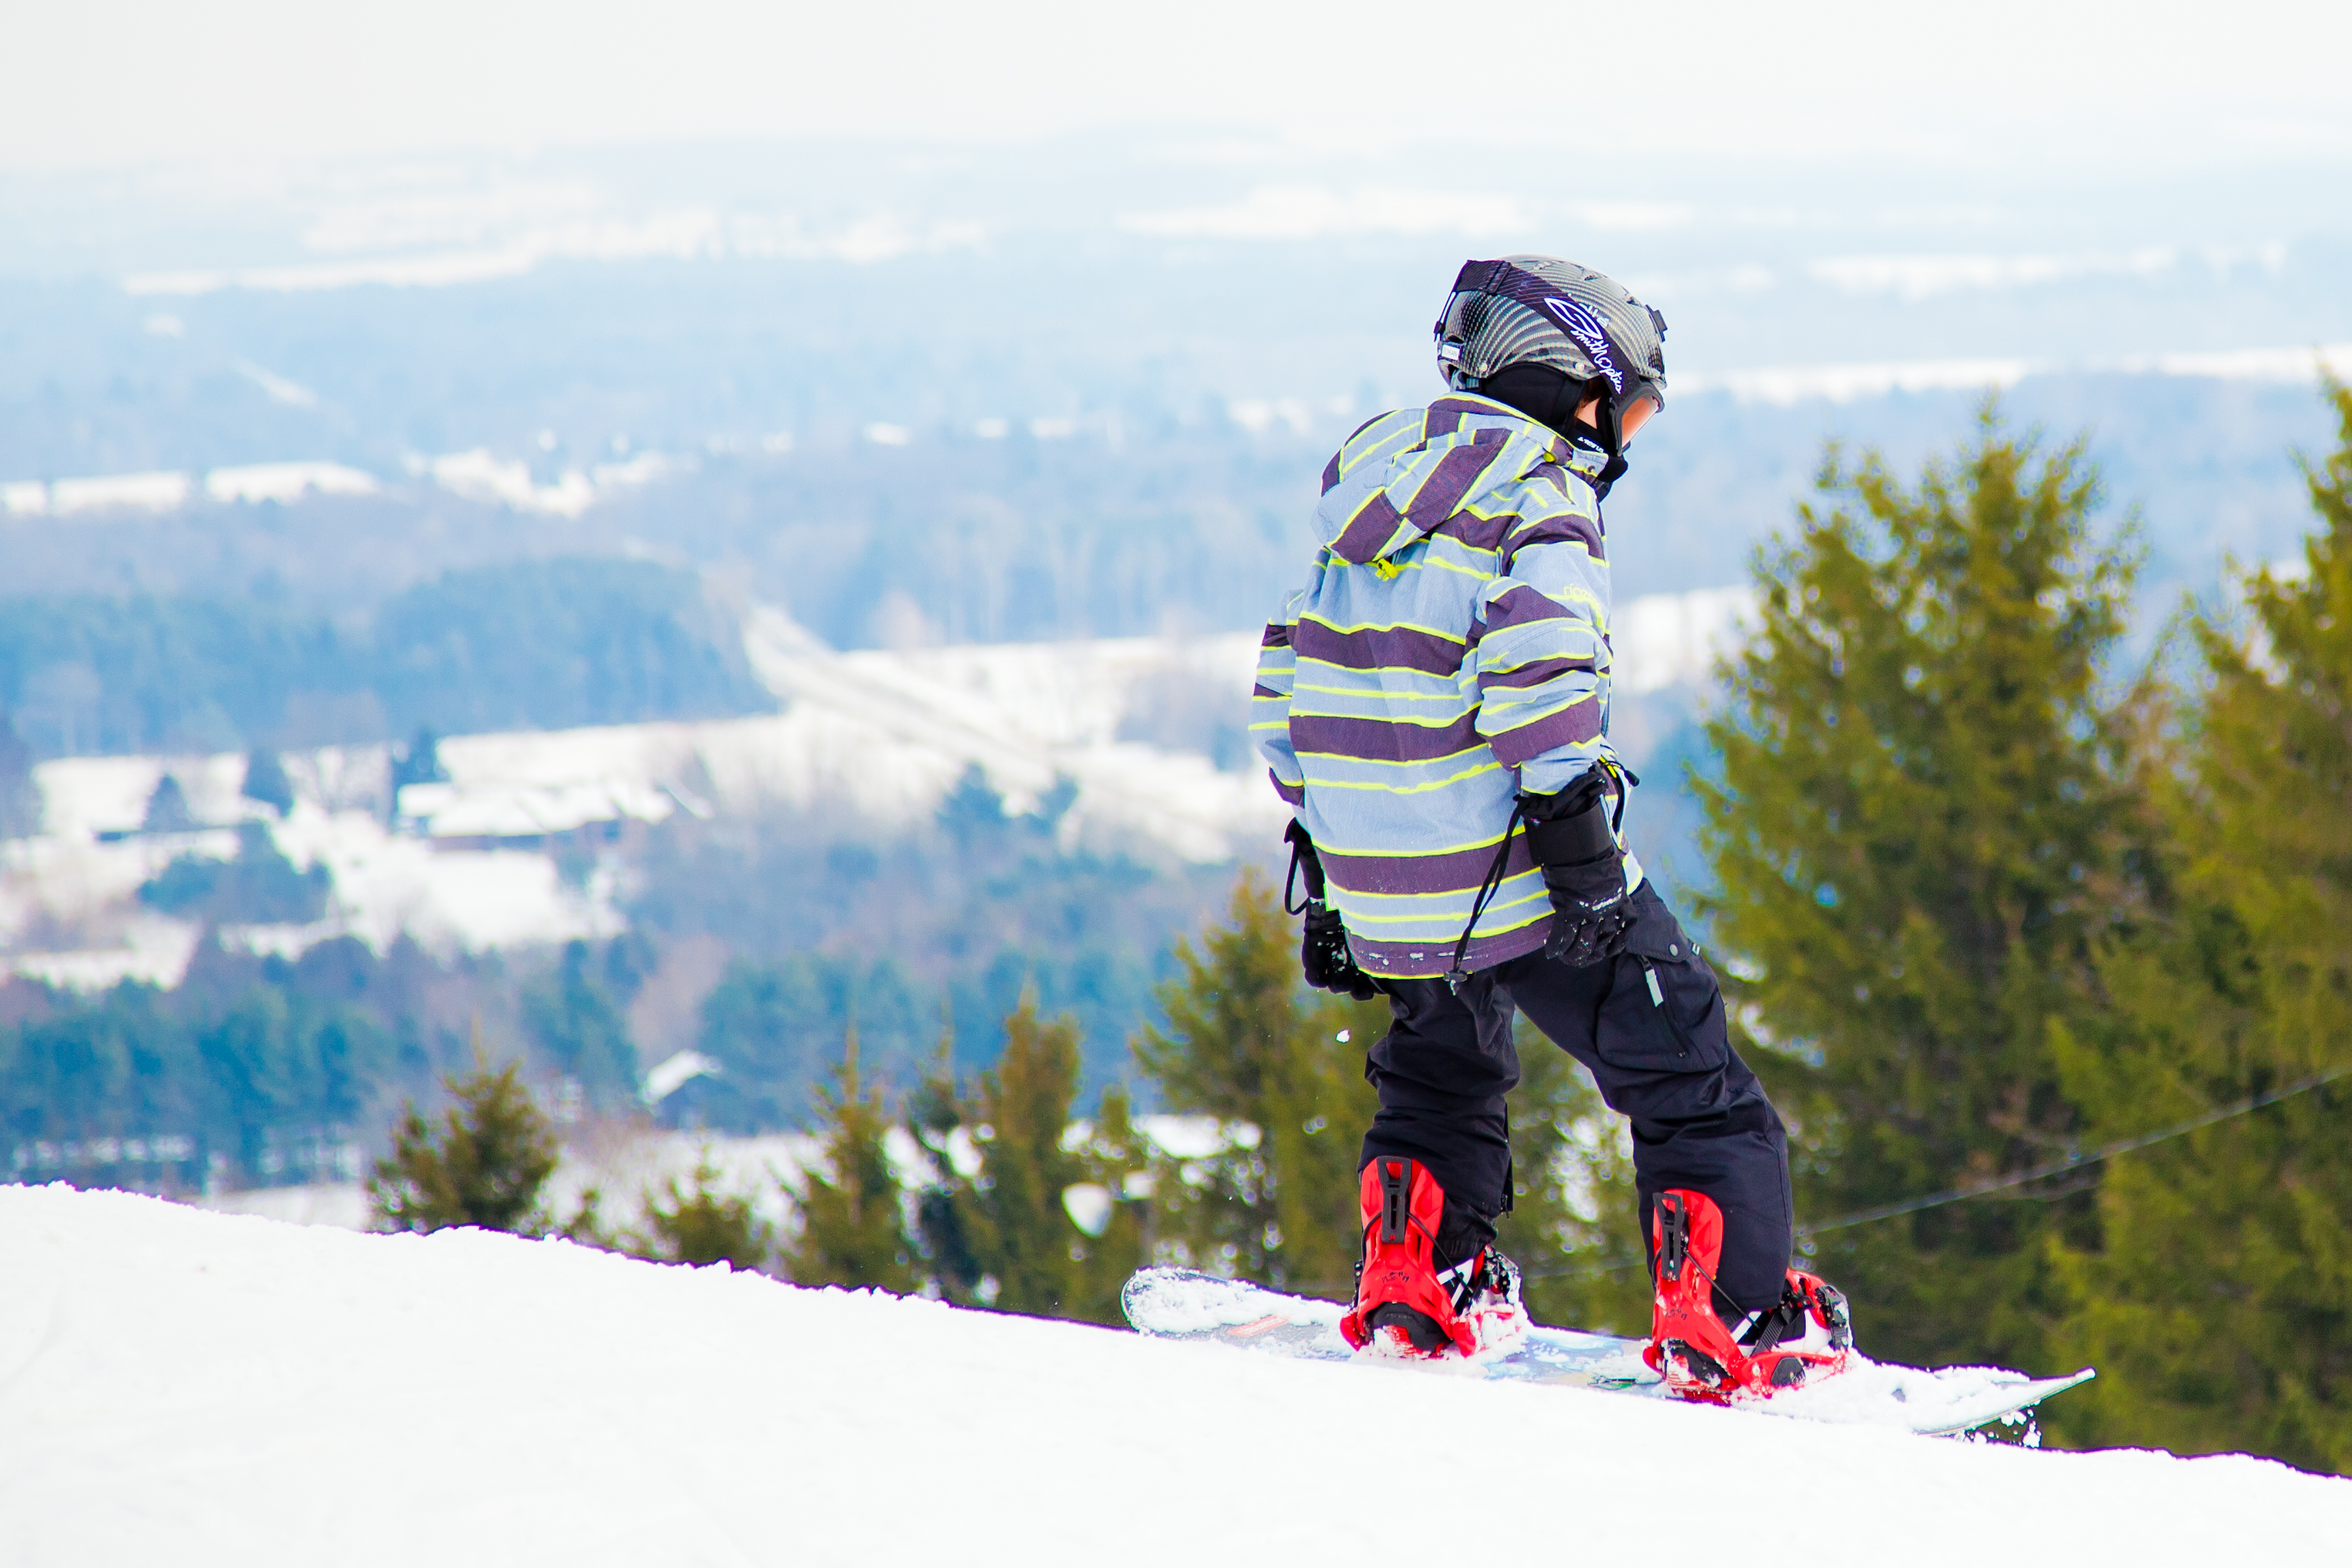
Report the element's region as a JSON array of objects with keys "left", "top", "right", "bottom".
[
  {"left": 2, "top": 1185, "right": 2346, "bottom": 1567},
  {"left": 1123, "top": 1266, "right": 2097, "bottom": 1436}
]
